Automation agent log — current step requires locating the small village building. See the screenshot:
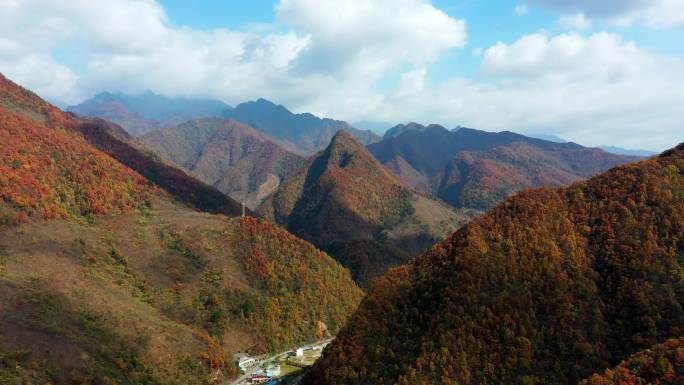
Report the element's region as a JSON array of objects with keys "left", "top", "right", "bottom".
[
  {"left": 295, "top": 347, "right": 304, "bottom": 357},
  {"left": 233, "top": 353, "right": 257, "bottom": 372},
  {"left": 249, "top": 374, "right": 270, "bottom": 384}
]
